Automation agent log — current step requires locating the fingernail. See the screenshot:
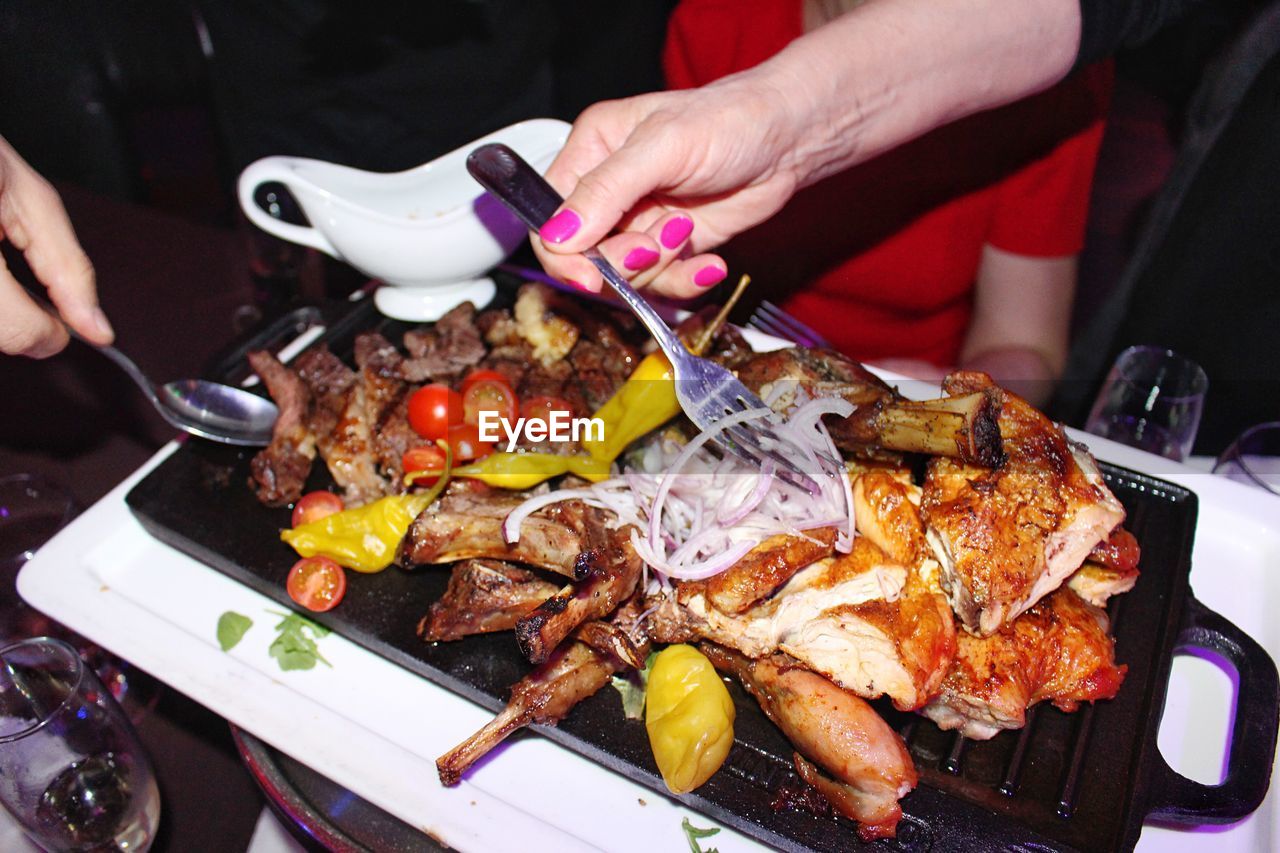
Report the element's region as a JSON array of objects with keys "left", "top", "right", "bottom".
[
  {"left": 565, "top": 279, "right": 590, "bottom": 292},
  {"left": 694, "top": 265, "right": 726, "bottom": 288},
  {"left": 623, "top": 247, "right": 659, "bottom": 271},
  {"left": 660, "top": 216, "right": 694, "bottom": 250},
  {"left": 91, "top": 307, "right": 114, "bottom": 340},
  {"left": 539, "top": 209, "right": 581, "bottom": 244}
]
